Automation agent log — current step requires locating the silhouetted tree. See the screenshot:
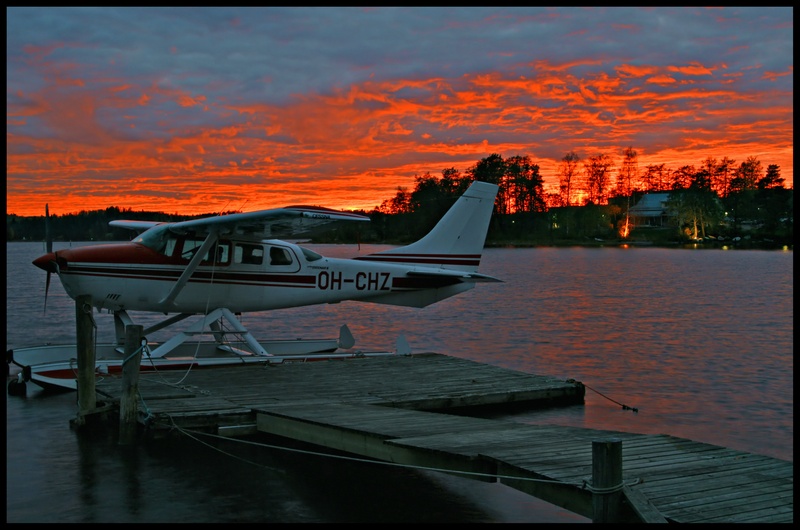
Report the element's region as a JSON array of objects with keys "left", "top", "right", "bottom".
[
  {"left": 758, "top": 164, "right": 784, "bottom": 190},
  {"left": 558, "top": 151, "right": 580, "bottom": 206},
  {"left": 713, "top": 156, "right": 736, "bottom": 198},
  {"left": 671, "top": 165, "right": 695, "bottom": 190},
  {"left": 505, "top": 155, "right": 546, "bottom": 213},
  {"left": 642, "top": 163, "right": 669, "bottom": 192},
  {"left": 467, "top": 154, "right": 506, "bottom": 213},
  {"left": 583, "top": 154, "right": 614, "bottom": 205},
  {"left": 726, "top": 156, "right": 763, "bottom": 231},
  {"left": 665, "top": 177, "right": 724, "bottom": 240},
  {"left": 733, "top": 156, "right": 763, "bottom": 191},
  {"left": 615, "top": 146, "right": 638, "bottom": 196},
  {"left": 377, "top": 186, "right": 412, "bottom": 214},
  {"left": 754, "top": 165, "right": 791, "bottom": 236}
]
